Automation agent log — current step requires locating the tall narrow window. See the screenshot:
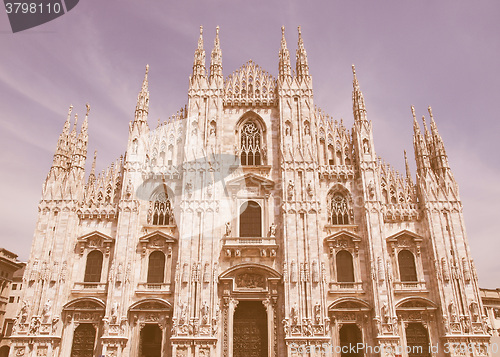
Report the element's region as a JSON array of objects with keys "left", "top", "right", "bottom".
[
  {"left": 336, "top": 250, "right": 355, "bottom": 282},
  {"left": 147, "top": 251, "right": 165, "bottom": 284},
  {"left": 398, "top": 250, "right": 418, "bottom": 282},
  {"left": 152, "top": 190, "right": 172, "bottom": 225},
  {"left": 84, "top": 250, "right": 103, "bottom": 283},
  {"left": 240, "top": 121, "right": 262, "bottom": 166},
  {"left": 329, "top": 193, "right": 350, "bottom": 225},
  {"left": 239, "top": 201, "right": 262, "bottom": 237}
]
